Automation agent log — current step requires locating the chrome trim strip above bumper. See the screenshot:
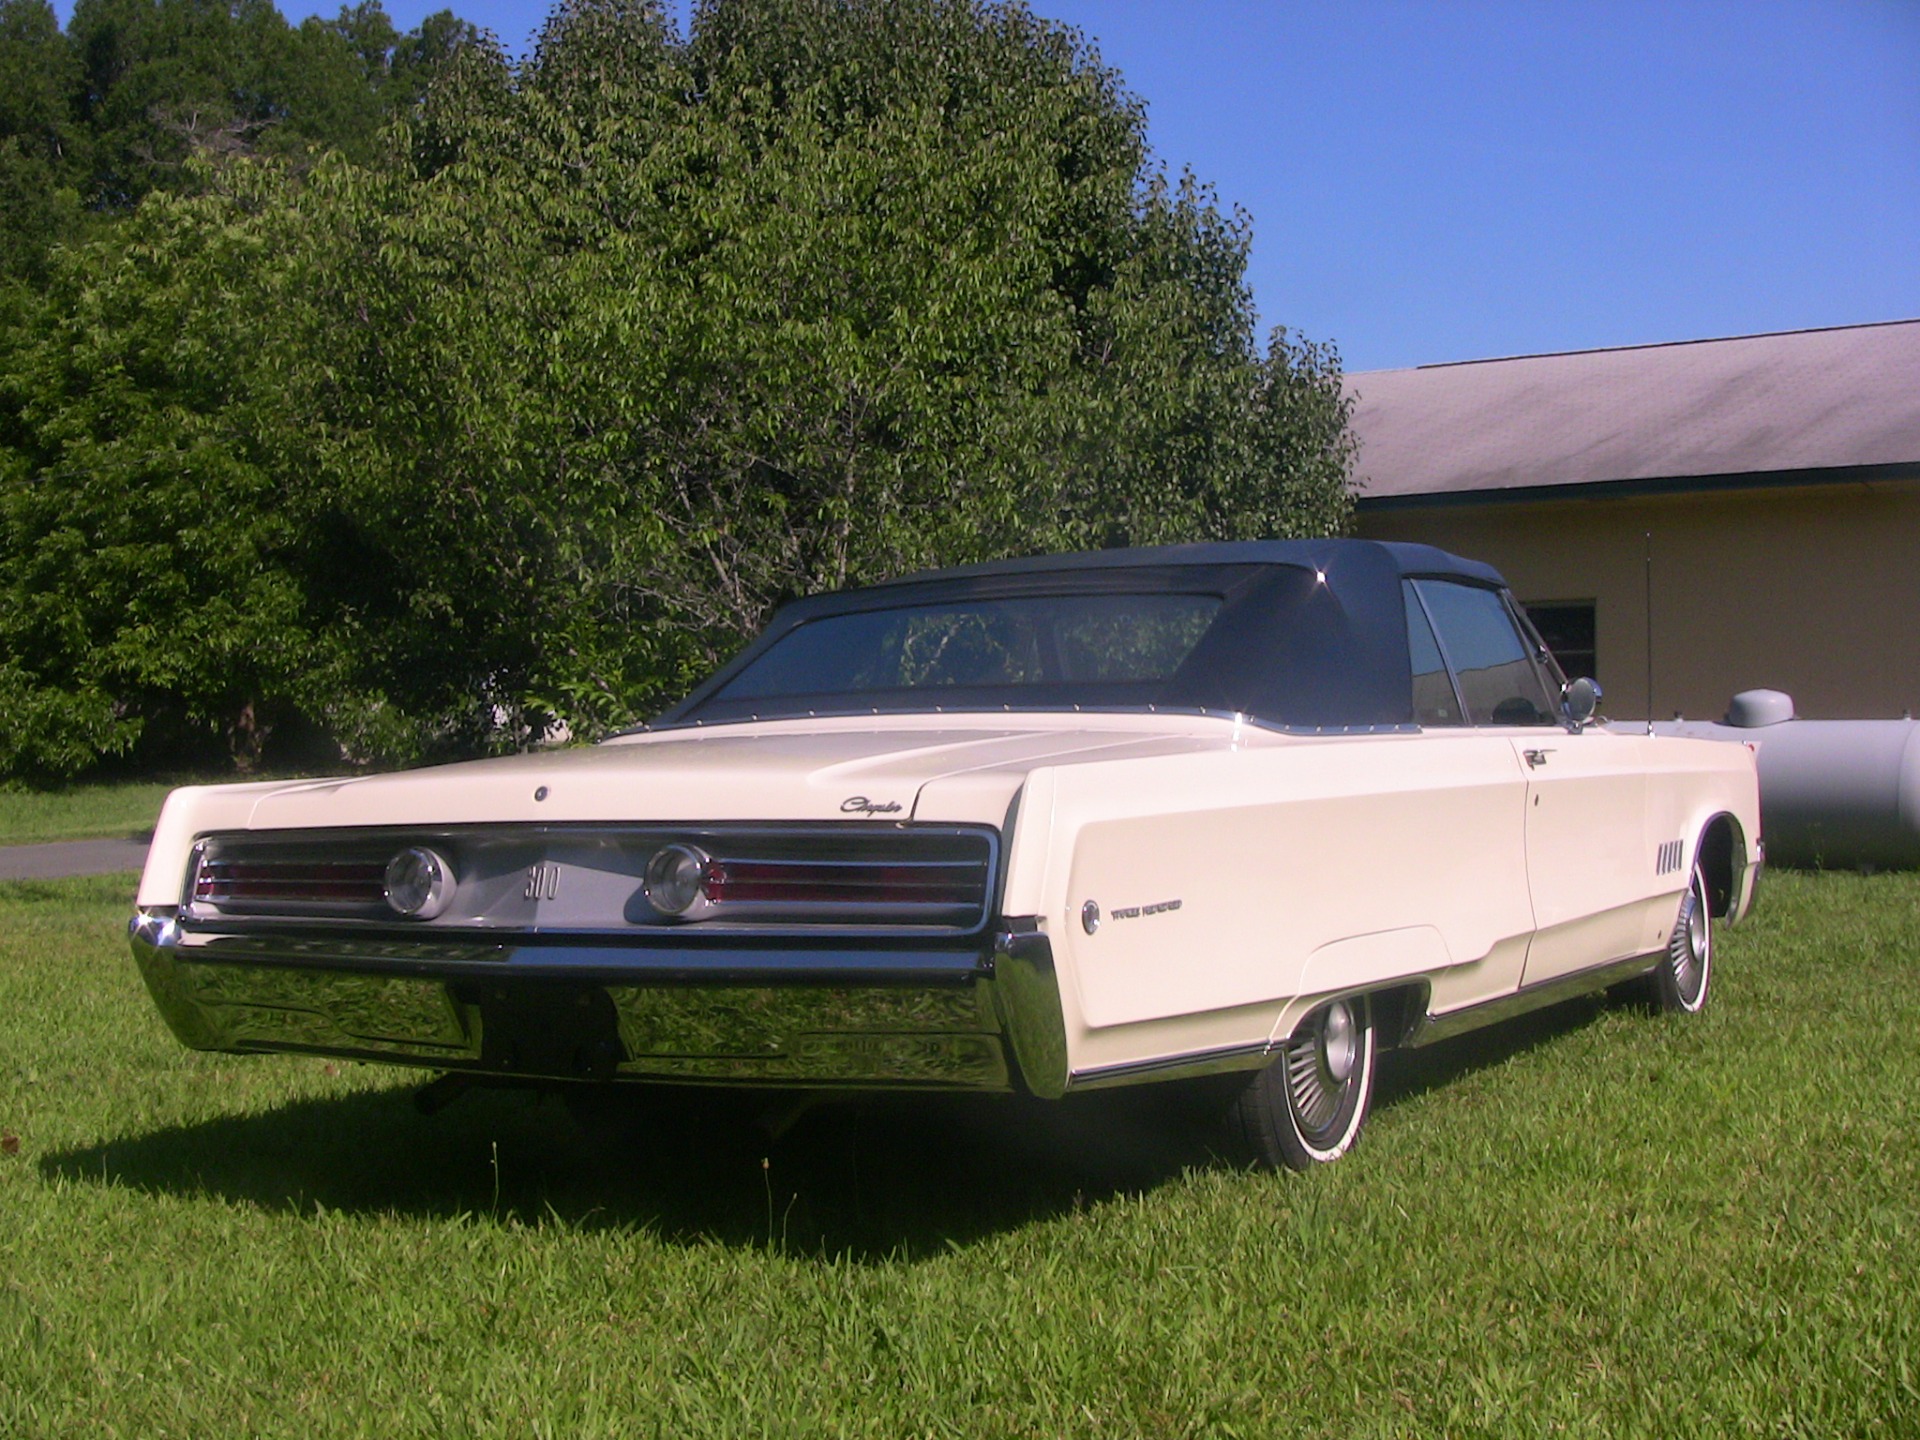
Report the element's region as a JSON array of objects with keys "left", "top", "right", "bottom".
[{"left": 163, "top": 928, "right": 995, "bottom": 987}]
